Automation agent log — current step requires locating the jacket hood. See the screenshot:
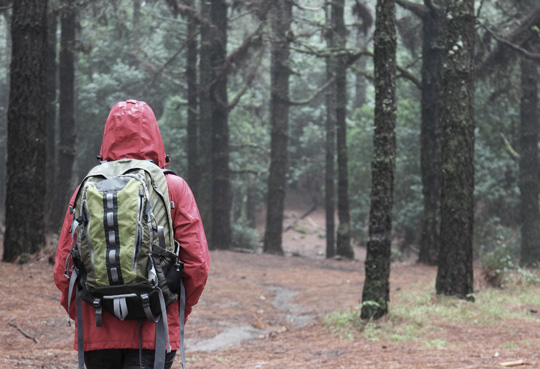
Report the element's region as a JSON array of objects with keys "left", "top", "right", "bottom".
[{"left": 100, "top": 100, "right": 167, "bottom": 168}]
